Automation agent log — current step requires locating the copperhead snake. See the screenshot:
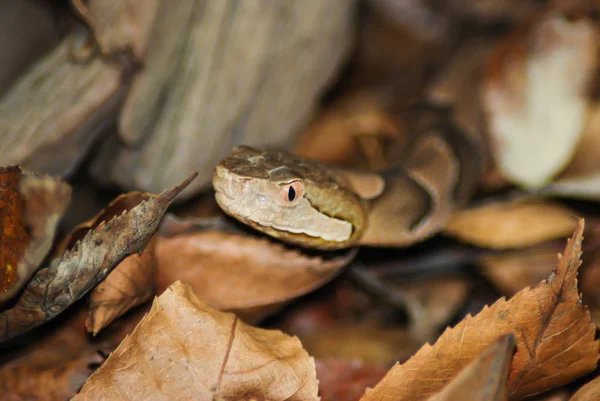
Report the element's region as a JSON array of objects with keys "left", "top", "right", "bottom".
[{"left": 212, "top": 108, "right": 484, "bottom": 250}]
